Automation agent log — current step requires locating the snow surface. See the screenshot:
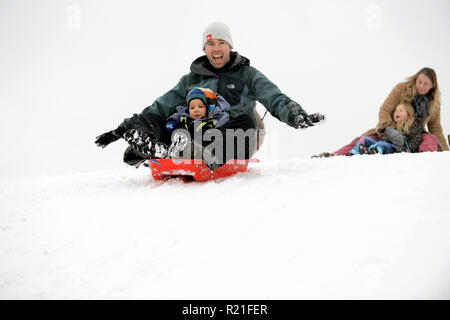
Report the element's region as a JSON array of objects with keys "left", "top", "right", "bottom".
[
  {"left": 1, "top": 152, "right": 450, "bottom": 299},
  {"left": 1, "top": 0, "right": 450, "bottom": 300}
]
